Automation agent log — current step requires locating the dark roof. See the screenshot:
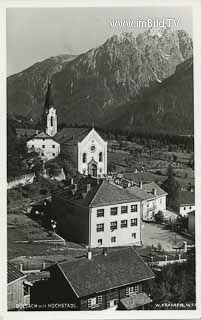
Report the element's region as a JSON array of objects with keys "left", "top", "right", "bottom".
[
  {"left": 179, "top": 191, "right": 195, "bottom": 206},
  {"left": 120, "top": 292, "right": 152, "bottom": 310},
  {"left": 55, "top": 180, "right": 141, "bottom": 208},
  {"left": 7, "top": 263, "right": 25, "bottom": 284},
  {"left": 142, "top": 182, "right": 167, "bottom": 197},
  {"left": 127, "top": 186, "right": 154, "bottom": 200},
  {"left": 49, "top": 247, "right": 154, "bottom": 298},
  {"left": 30, "top": 131, "right": 58, "bottom": 142},
  {"left": 54, "top": 127, "right": 91, "bottom": 144}
]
